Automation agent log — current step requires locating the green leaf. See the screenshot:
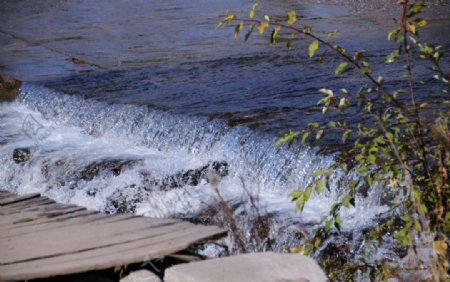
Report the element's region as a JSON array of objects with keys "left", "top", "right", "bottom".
[
  {"left": 357, "top": 166, "right": 369, "bottom": 173},
  {"left": 342, "top": 195, "right": 354, "bottom": 208},
  {"left": 276, "top": 130, "right": 300, "bottom": 145},
  {"left": 394, "top": 33, "right": 404, "bottom": 43},
  {"left": 304, "top": 185, "right": 312, "bottom": 201},
  {"left": 367, "top": 154, "right": 376, "bottom": 164},
  {"left": 316, "top": 129, "right": 324, "bottom": 140},
  {"left": 335, "top": 62, "right": 348, "bottom": 75},
  {"left": 342, "top": 130, "right": 351, "bottom": 144},
  {"left": 308, "top": 122, "right": 319, "bottom": 128},
  {"left": 315, "top": 179, "right": 323, "bottom": 194},
  {"left": 388, "top": 29, "right": 398, "bottom": 41},
  {"left": 287, "top": 10, "right": 297, "bottom": 25},
  {"left": 312, "top": 169, "right": 323, "bottom": 177},
  {"left": 353, "top": 52, "right": 362, "bottom": 60},
  {"left": 327, "top": 29, "right": 339, "bottom": 39},
  {"left": 414, "top": 18, "right": 427, "bottom": 28},
  {"left": 290, "top": 189, "right": 303, "bottom": 200},
  {"left": 385, "top": 50, "right": 400, "bottom": 63},
  {"left": 408, "top": 2, "right": 424, "bottom": 17},
  {"left": 301, "top": 132, "right": 310, "bottom": 144},
  {"left": 324, "top": 220, "right": 333, "bottom": 232},
  {"left": 308, "top": 40, "right": 319, "bottom": 58},
  {"left": 334, "top": 215, "right": 342, "bottom": 232}
]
